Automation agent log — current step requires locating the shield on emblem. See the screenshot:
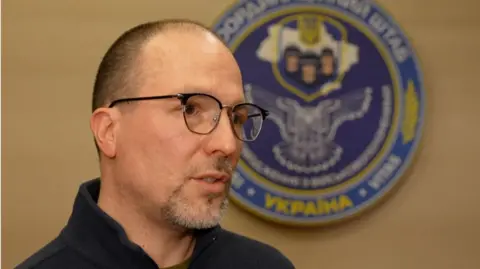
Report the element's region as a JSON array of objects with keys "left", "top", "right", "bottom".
[{"left": 272, "top": 14, "right": 348, "bottom": 102}]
